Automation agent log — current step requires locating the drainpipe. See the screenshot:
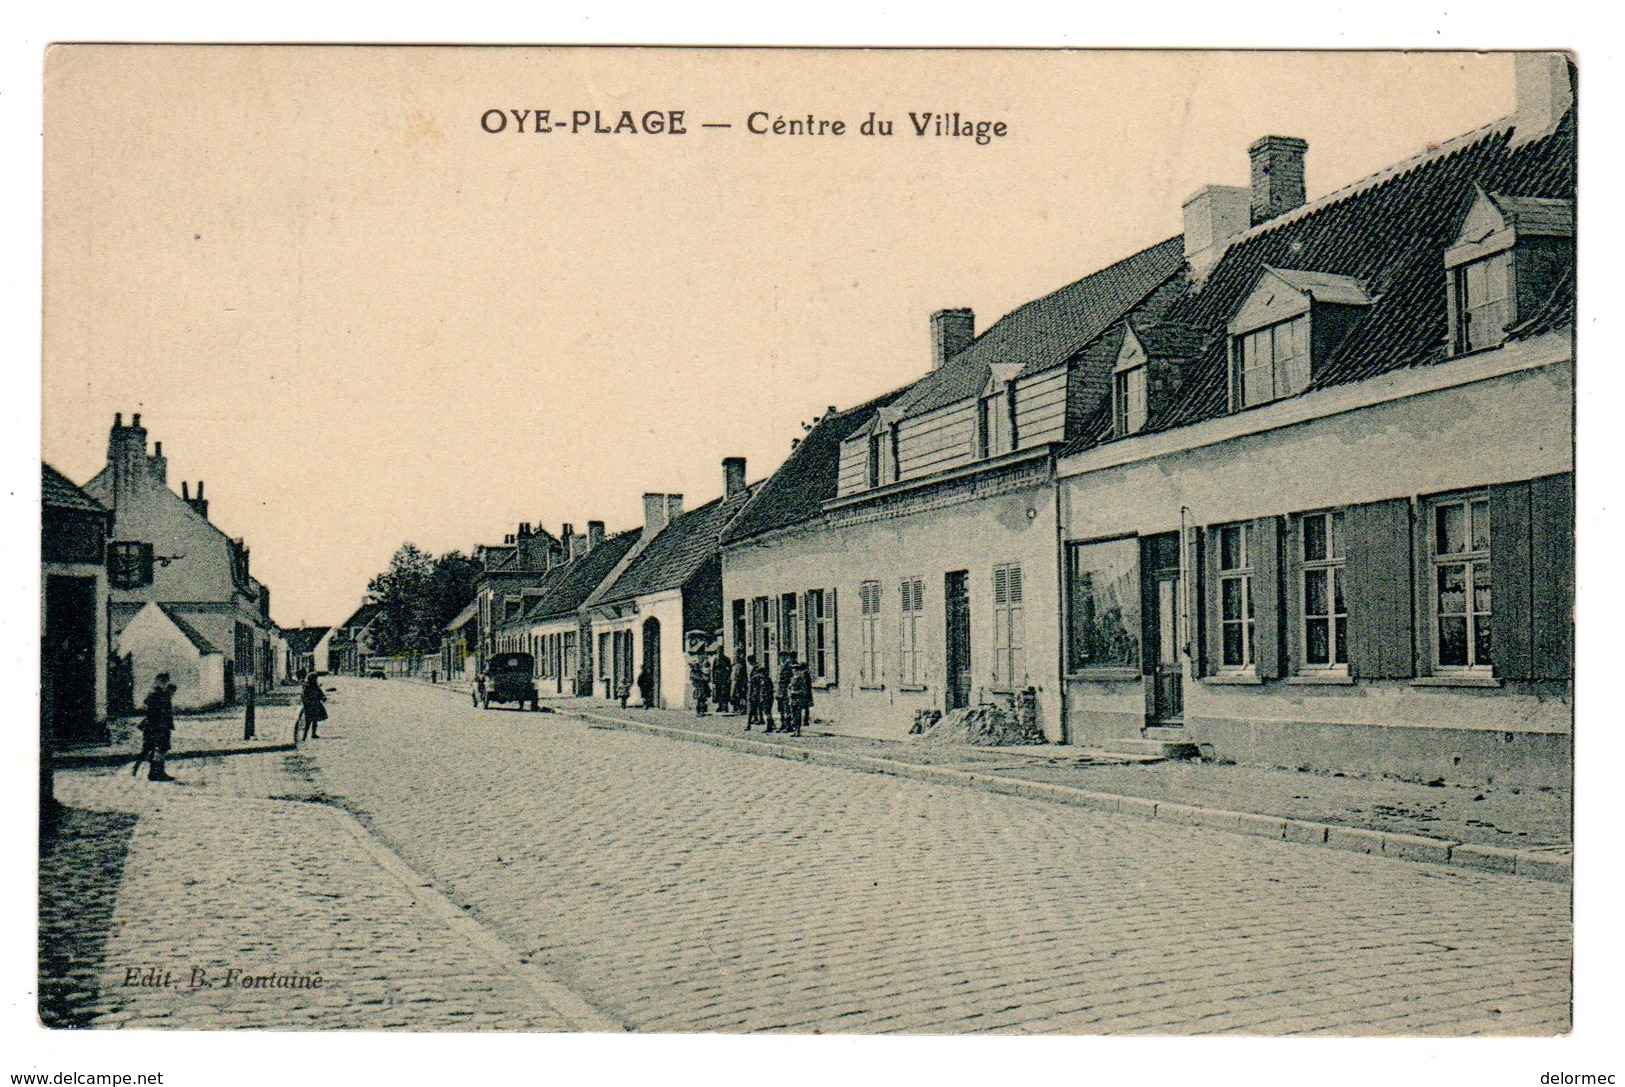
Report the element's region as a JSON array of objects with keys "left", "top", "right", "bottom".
[{"left": 1054, "top": 475, "right": 1070, "bottom": 746}]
